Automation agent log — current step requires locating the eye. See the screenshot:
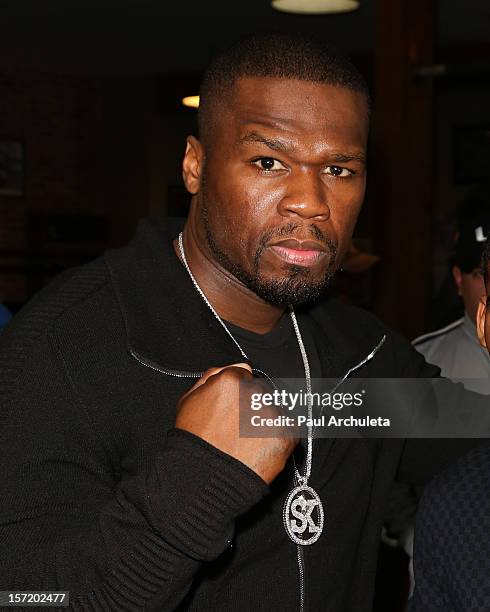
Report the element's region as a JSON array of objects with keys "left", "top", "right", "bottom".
[
  {"left": 252, "top": 157, "right": 287, "bottom": 172},
  {"left": 323, "top": 166, "right": 353, "bottom": 178}
]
